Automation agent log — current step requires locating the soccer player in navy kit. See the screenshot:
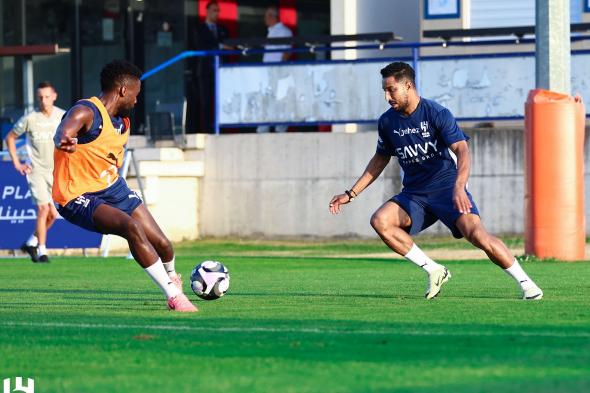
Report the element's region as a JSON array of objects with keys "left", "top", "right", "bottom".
[{"left": 329, "top": 62, "right": 543, "bottom": 300}]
